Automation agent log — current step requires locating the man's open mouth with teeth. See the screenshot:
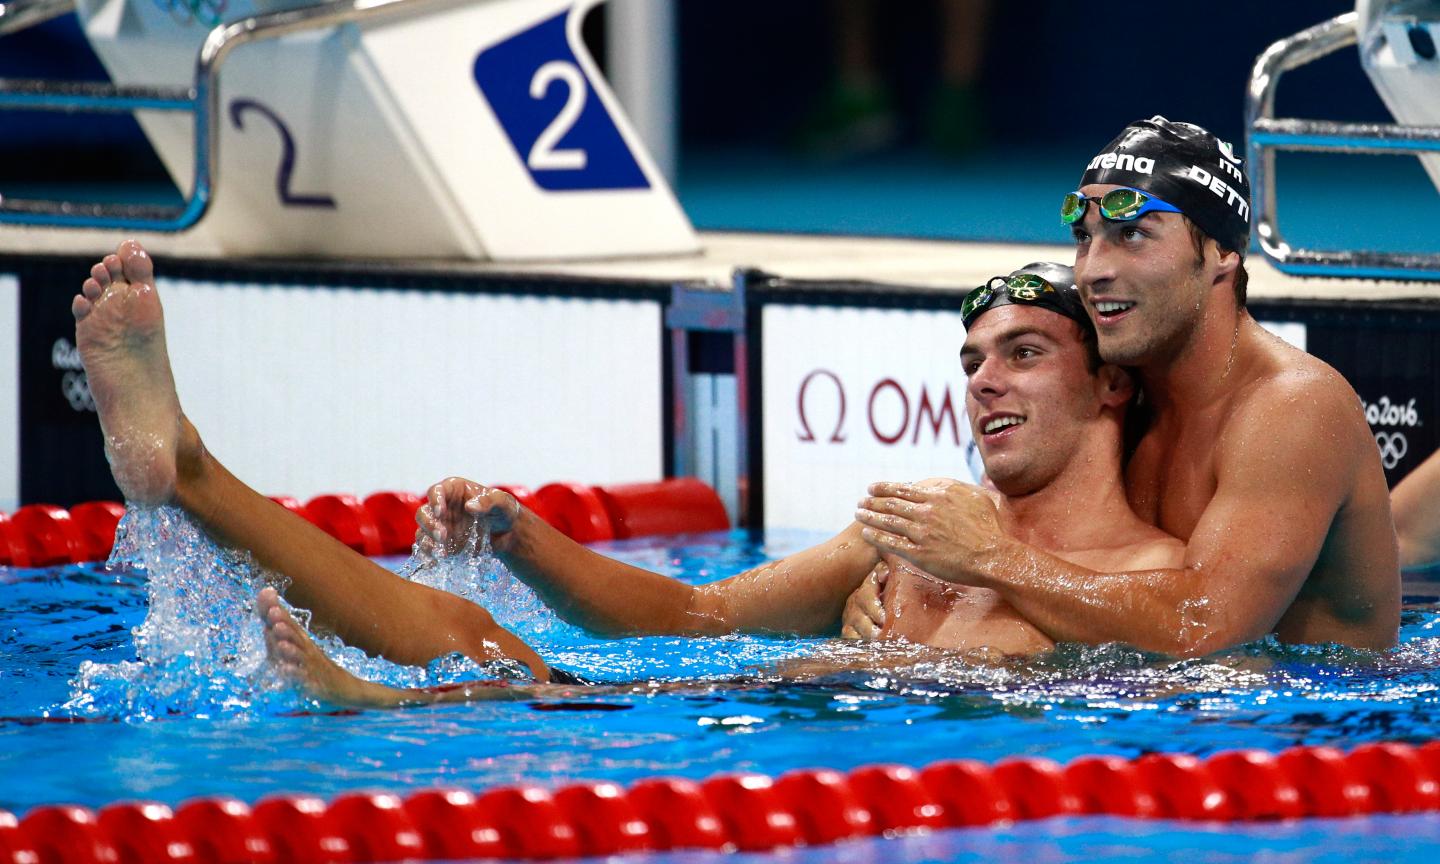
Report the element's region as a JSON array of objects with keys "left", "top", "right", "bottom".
[
  {"left": 983, "top": 414, "right": 1026, "bottom": 436},
  {"left": 1092, "top": 300, "right": 1136, "bottom": 321}
]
